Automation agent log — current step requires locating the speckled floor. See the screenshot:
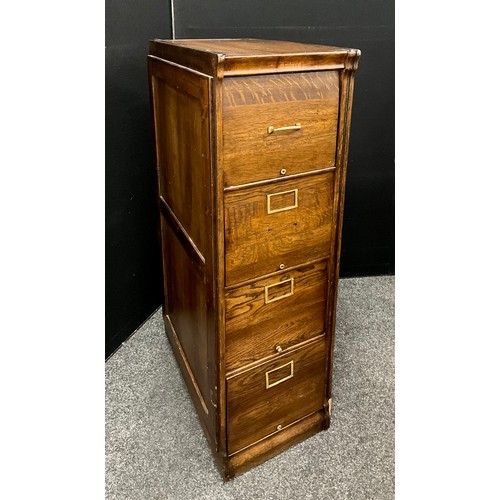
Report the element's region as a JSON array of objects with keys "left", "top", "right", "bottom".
[{"left": 105, "top": 276, "right": 395, "bottom": 499}]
